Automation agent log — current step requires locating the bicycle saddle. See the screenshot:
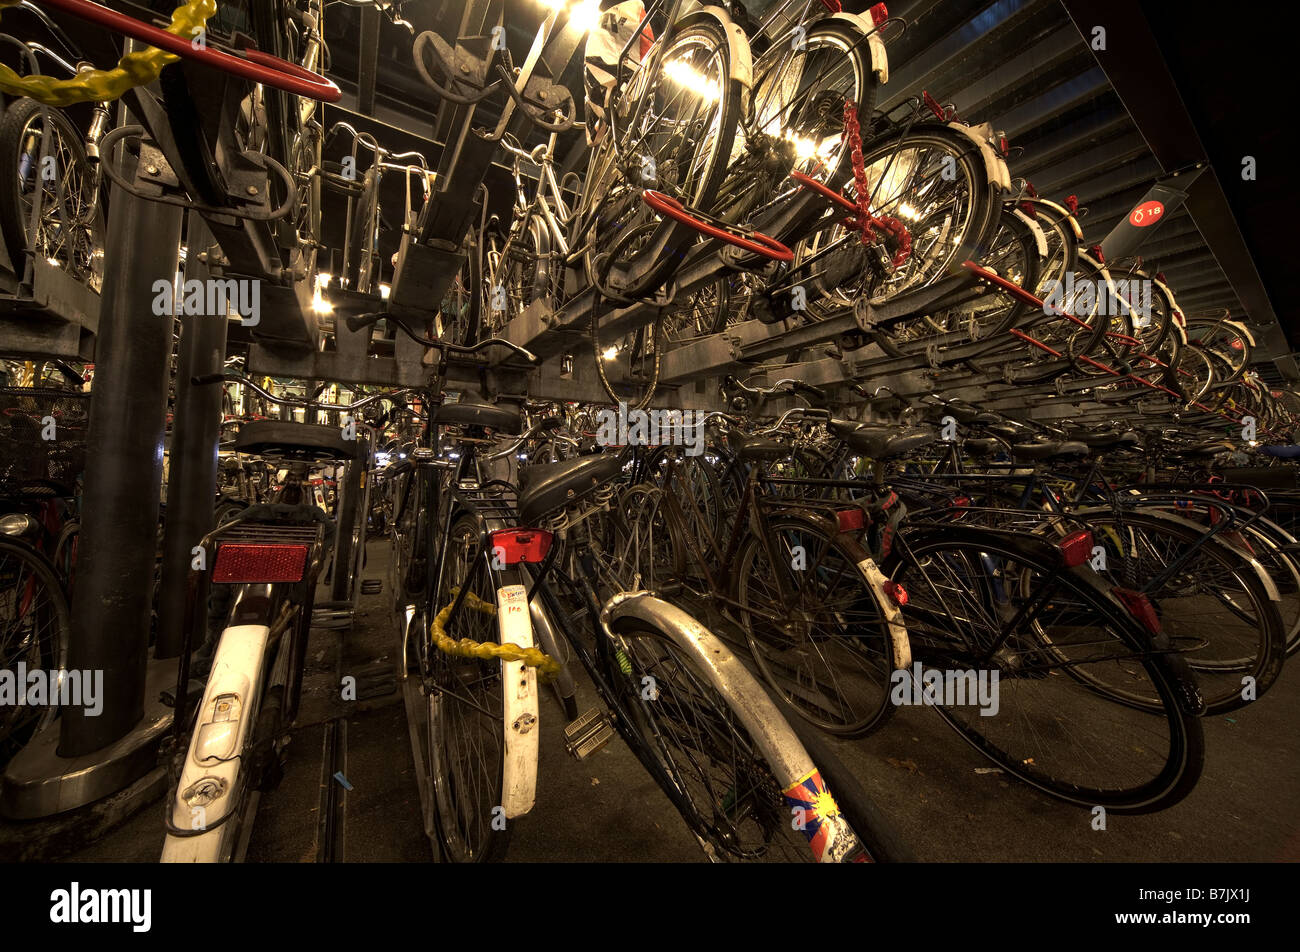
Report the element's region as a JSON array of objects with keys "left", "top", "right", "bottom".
[
  {"left": 1071, "top": 430, "right": 1142, "bottom": 451},
  {"left": 1009, "top": 440, "right": 1089, "bottom": 462},
  {"left": 829, "top": 421, "right": 938, "bottom": 460},
  {"left": 517, "top": 454, "right": 622, "bottom": 526},
  {"left": 727, "top": 429, "right": 788, "bottom": 463},
  {"left": 1259, "top": 444, "right": 1300, "bottom": 459},
  {"left": 964, "top": 437, "right": 1003, "bottom": 456},
  {"left": 434, "top": 392, "right": 522, "bottom": 434},
  {"left": 941, "top": 400, "right": 997, "bottom": 426},
  {"left": 234, "top": 421, "right": 356, "bottom": 461},
  {"left": 1167, "top": 440, "right": 1233, "bottom": 459}
]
